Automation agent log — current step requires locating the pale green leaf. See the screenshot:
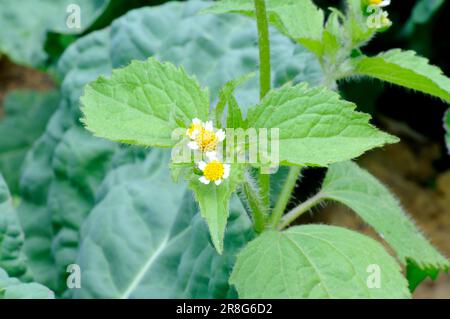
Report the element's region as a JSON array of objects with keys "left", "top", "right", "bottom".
[
  {"left": 353, "top": 49, "right": 450, "bottom": 102},
  {"left": 189, "top": 166, "right": 244, "bottom": 254},
  {"left": 247, "top": 83, "right": 398, "bottom": 167},
  {"left": 81, "top": 57, "right": 210, "bottom": 148},
  {"left": 0, "top": 268, "right": 53, "bottom": 299},
  {"left": 321, "top": 161, "right": 449, "bottom": 290},
  {"left": 230, "top": 225, "right": 411, "bottom": 298},
  {"left": 203, "top": 0, "right": 324, "bottom": 55}
]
